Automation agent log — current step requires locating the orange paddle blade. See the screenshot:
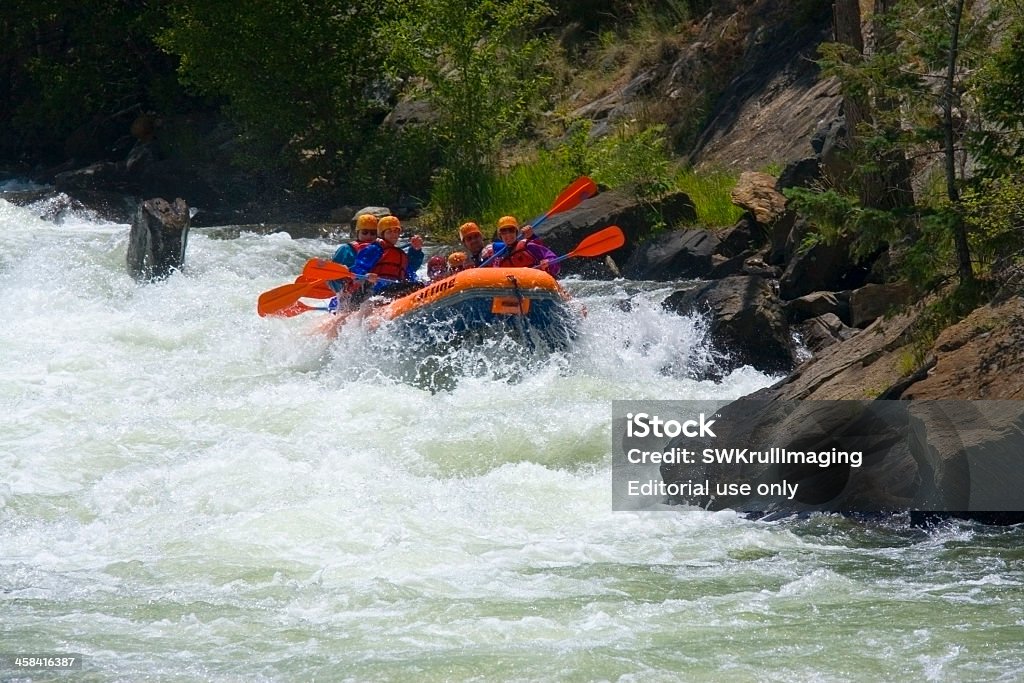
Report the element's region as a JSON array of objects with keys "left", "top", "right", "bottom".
[
  {"left": 295, "top": 274, "right": 337, "bottom": 299},
  {"left": 537, "top": 176, "right": 597, "bottom": 224},
  {"left": 302, "top": 258, "right": 353, "bottom": 282},
  {"left": 278, "top": 300, "right": 328, "bottom": 317},
  {"left": 258, "top": 281, "right": 319, "bottom": 317},
  {"left": 567, "top": 226, "right": 625, "bottom": 258}
]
